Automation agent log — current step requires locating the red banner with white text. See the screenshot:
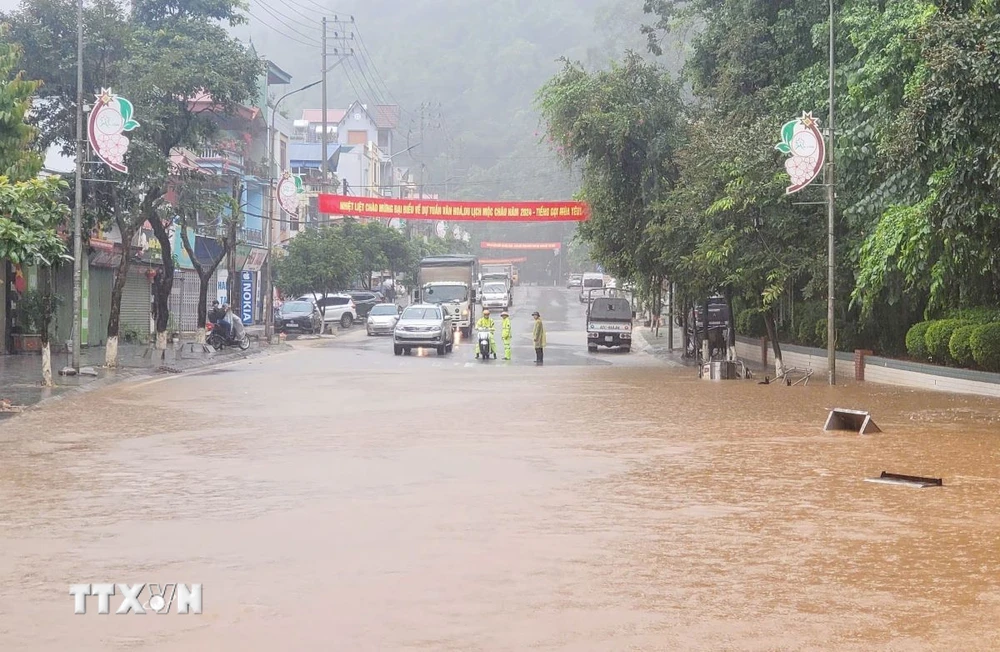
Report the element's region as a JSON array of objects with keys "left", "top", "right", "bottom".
[
  {"left": 479, "top": 257, "right": 528, "bottom": 264},
  {"left": 480, "top": 241, "right": 561, "bottom": 251},
  {"left": 318, "top": 194, "right": 589, "bottom": 221}
]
